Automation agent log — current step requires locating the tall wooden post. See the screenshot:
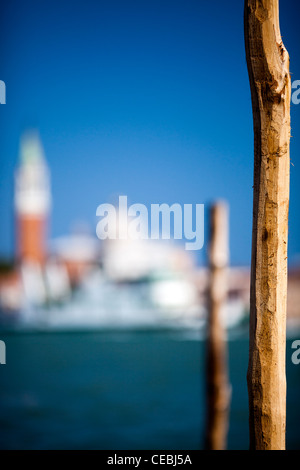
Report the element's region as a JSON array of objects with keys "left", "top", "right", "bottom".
[
  {"left": 205, "top": 201, "right": 231, "bottom": 450},
  {"left": 244, "top": 0, "right": 291, "bottom": 450}
]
